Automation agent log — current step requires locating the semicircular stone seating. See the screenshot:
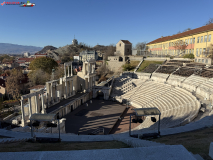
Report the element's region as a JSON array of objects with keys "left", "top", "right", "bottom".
[{"left": 119, "top": 79, "right": 200, "bottom": 134}]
